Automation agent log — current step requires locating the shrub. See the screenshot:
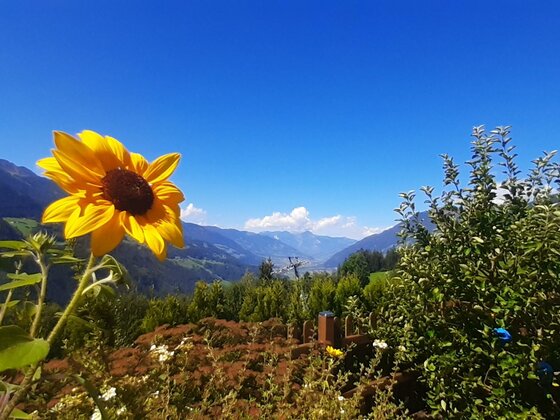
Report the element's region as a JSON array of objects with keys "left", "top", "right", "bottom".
[
  {"left": 188, "top": 280, "right": 230, "bottom": 321},
  {"left": 363, "top": 271, "right": 392, "bottom": 310},
  {"left": 141, "top": 295, "right": 190, "bottom": 333},
  {"left": 239, "top": 279, "right": 290, "bottom": 322},
  {"left": 307, "top": 274, "right": 336, "bottom": 318},
  {"left": 374, "top": 126, "right": 560, "bottom": 418},
  {"left": 335, "top": 274, "right": 363, "bottom": 315}
]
